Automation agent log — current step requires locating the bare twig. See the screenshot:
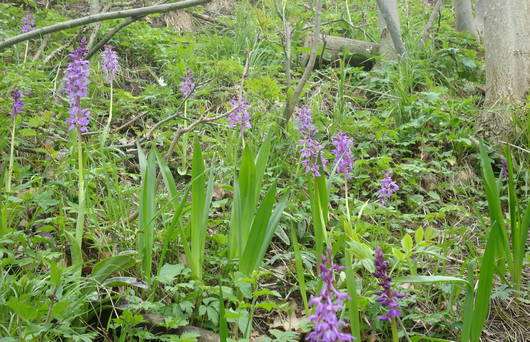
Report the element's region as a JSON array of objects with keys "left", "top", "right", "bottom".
[
  {"left": 239, "top": 32, "right": 261, "bottom": 98},
  {"left": 86, "top": 16, "right": 142, "bottom": 59},
  {"left": 43, "top": 29, "right": 87, "bottom": 64},
  {"left": 274, "top": 0, "right": 292, "bottom": 87},
  {"left": 114, "top": 111, "right": 149, "bottom": 132},
  {"left": 281, "top": 0, "right": 322, "bottom": 127},
  {"left": 419, "top": 0, "right": 443, "bottom": 47},
  {"left": 499, "top": 140, "right": 530, "bottom": 154},
  {"left": 0, "top": 0, "right": 211, "bottom": 51}
]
